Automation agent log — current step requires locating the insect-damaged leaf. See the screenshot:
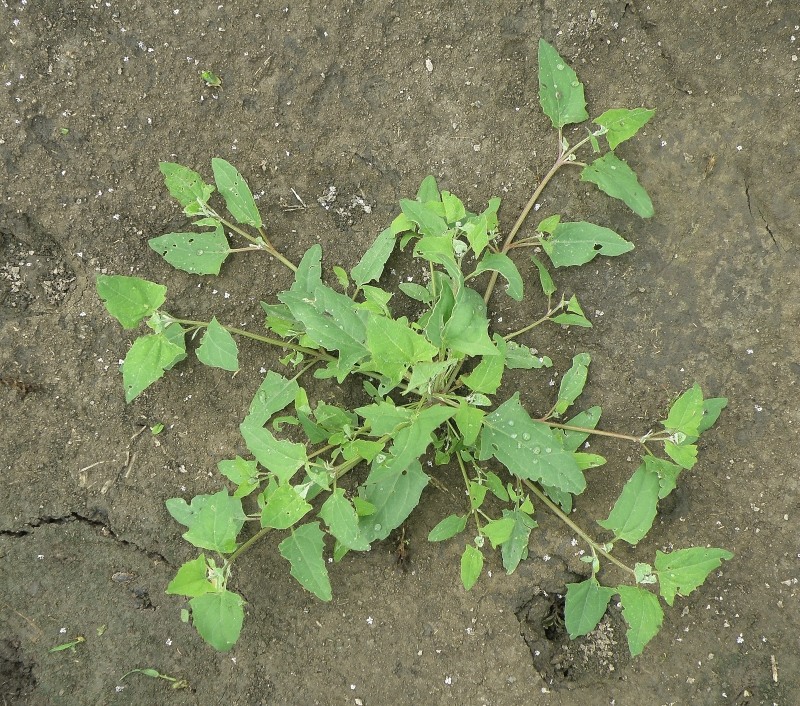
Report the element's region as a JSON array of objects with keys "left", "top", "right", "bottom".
[
  {"left": 211, "top": 158, "right": 262, "bottom": 228},
  {"left": 159, "top": 162, "right": 215, "bottom": 212},
  {"left": 148, "top": 225, "right": 230, "bottom": 275},
  {"left": 542, "top": 221, "right": 634, "bottom": 268},
  {"left": 537, "top": 39, "right": 589, "bottom": 129}
]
